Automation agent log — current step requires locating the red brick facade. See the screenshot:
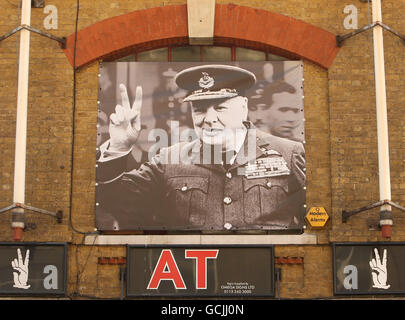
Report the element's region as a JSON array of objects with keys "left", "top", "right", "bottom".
[{"left": 63, "top": 4, "right": 339, "bottom": 69}]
